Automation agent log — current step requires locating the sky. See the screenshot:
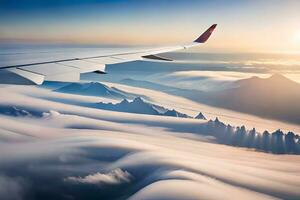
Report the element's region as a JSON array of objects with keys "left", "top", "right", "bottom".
[{"left": 1, "top": 0, "right": 300, "bottom": 53}]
